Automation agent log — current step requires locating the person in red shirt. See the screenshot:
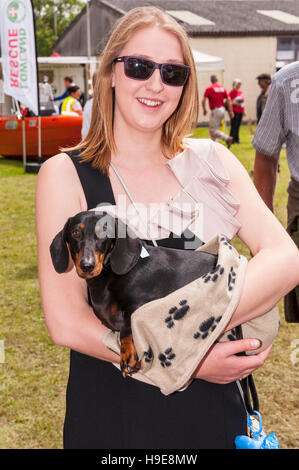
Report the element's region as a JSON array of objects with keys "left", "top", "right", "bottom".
[
  {"left": 229, "top": 79, "right": 245, "bottom": 144},
  {"left": 202, "top": 75, "right": 234, "bottom": 148}
]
